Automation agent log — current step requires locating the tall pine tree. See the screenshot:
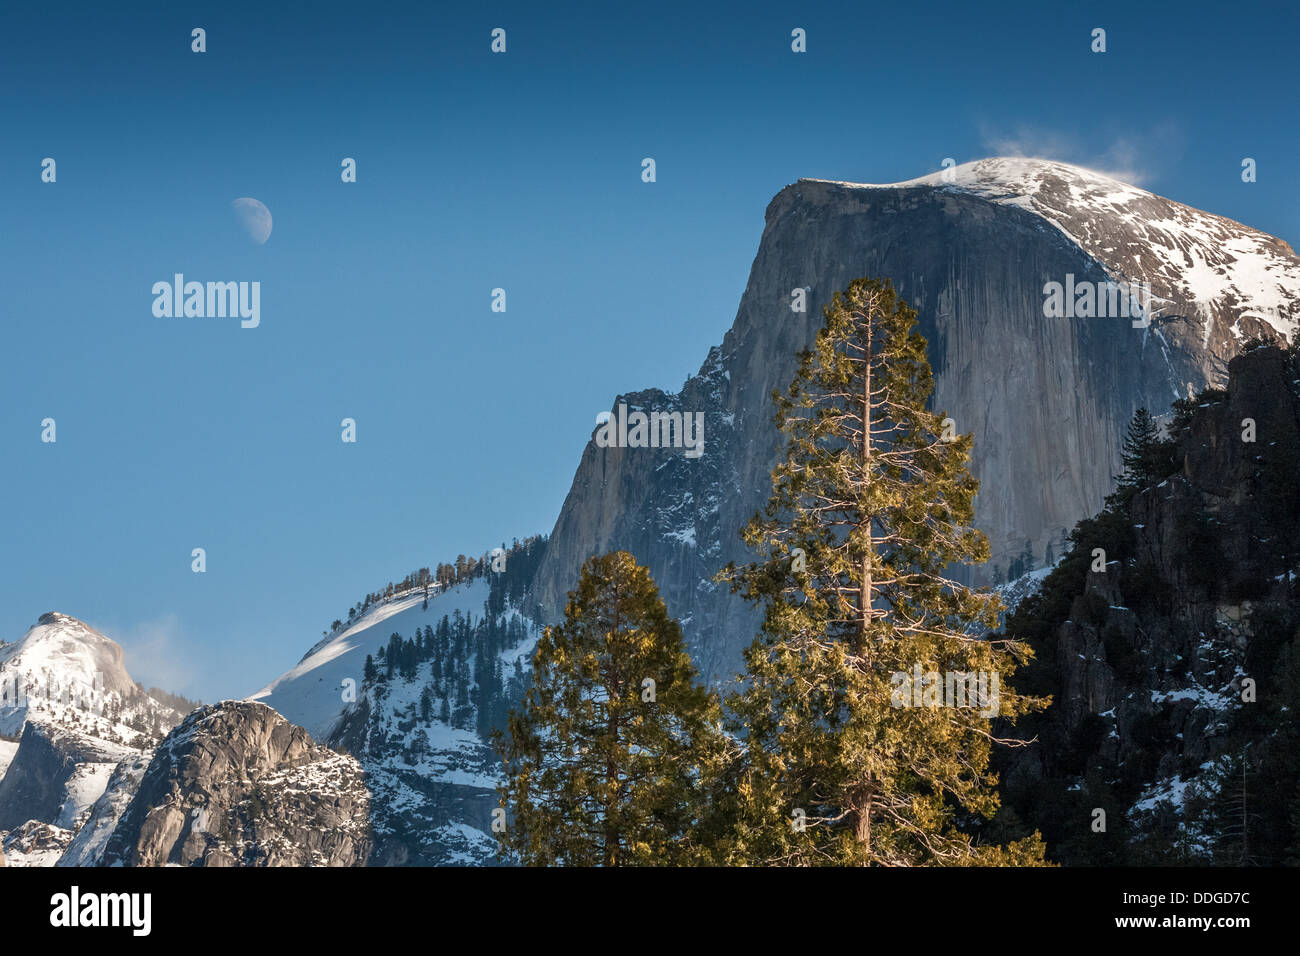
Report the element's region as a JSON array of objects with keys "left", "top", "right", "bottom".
[
  {"left": 721, "top": 277, "right": 1048, "bottom": 865},
  {"left": 495, "top": 551, "right": 725, "bottom": 866}
]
